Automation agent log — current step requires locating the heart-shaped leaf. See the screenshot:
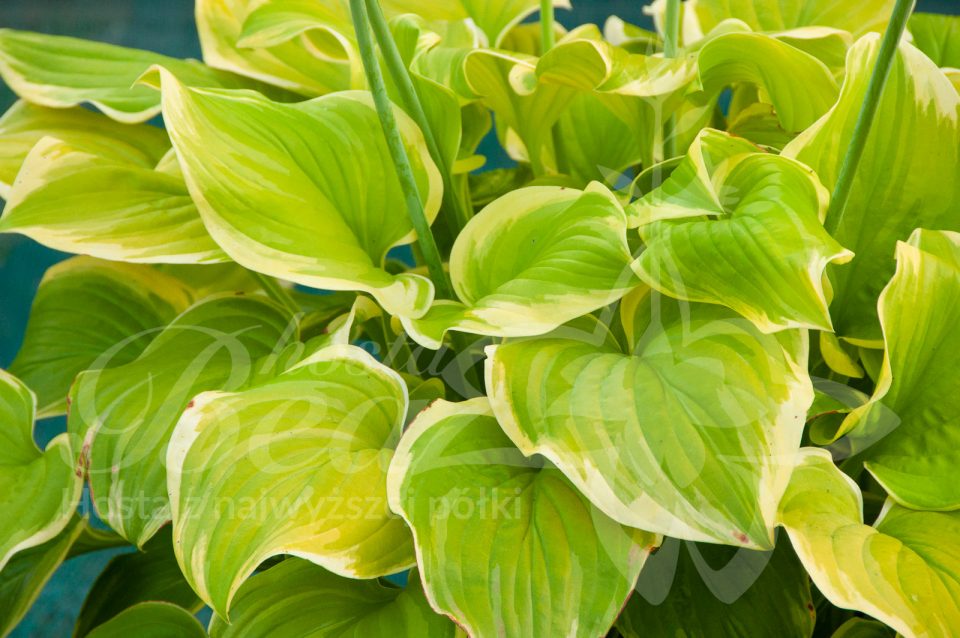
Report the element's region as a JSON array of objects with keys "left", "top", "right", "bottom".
[
  {"left": 402, "top": 182, "right": 639, "bottom": 348},
  {"left": 629, "top": 128, "right": 852, "bottom": 333},
  {"left": 779, "top": 448, "right": 960, "bottom": 637},
  {"left": 168, "top": 344, "right": 414, "bottom": 618},
  {"left": 152, "top": 68, "right": 442, "bottom": 318},
  {"left": 387, "top": 397, "right": 656, "bottom": 637},
  {"left": 487, "top": 287, "right": 812, "bottom": 548},
  {"left": 68, "top": 295, "right": 296, "bottom": 547}
]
